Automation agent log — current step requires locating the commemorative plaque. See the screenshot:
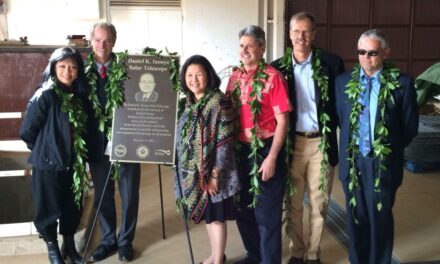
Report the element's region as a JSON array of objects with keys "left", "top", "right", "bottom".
[{"left": 110, "top": 55, "right": 178, "bottom": 164}]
